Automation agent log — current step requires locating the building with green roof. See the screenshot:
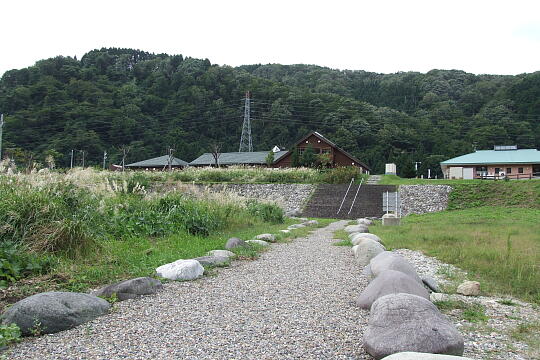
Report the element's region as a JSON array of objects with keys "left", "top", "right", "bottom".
[
  {"left": 440, "top": 146, "right": 540, "bottom": 179},
  {"left": 125, "top": 155, "right": 189, "bottom": 170}
]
